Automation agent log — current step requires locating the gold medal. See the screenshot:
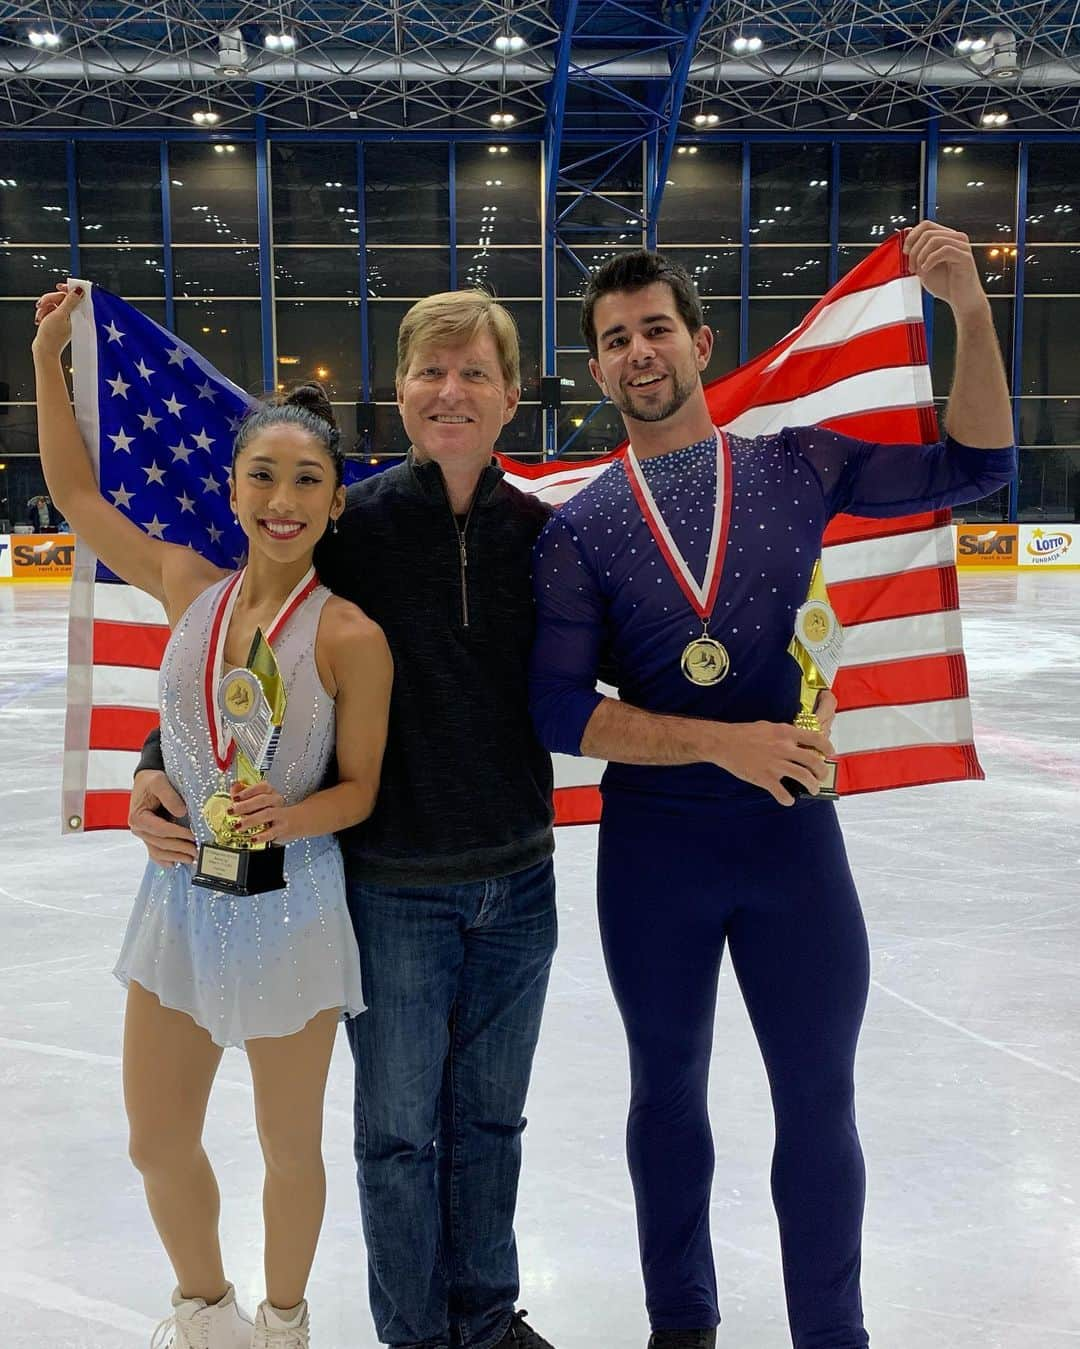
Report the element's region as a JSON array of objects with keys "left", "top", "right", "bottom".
[
  {"left": 680, "top": 634, "right": 730, "bottom": 686},
  {"left": 223, "top": 673, "right": 254, "bottom": 717}
]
